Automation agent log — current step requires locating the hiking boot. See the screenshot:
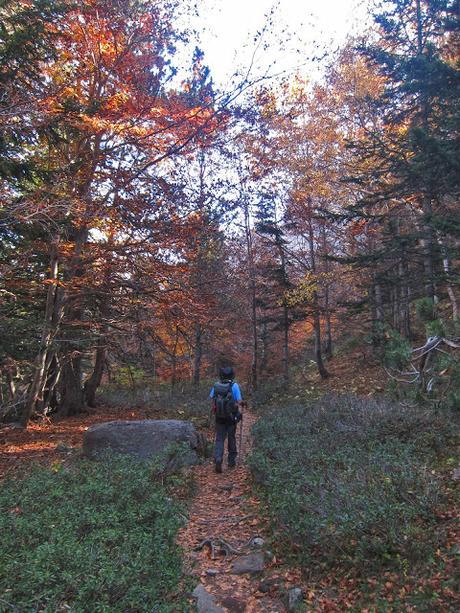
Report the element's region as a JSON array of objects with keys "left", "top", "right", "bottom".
[
  {"left": 215, "top": 461, "right": 222, "bottom": 473},
  {"left": 228, "top": 461, "right": 236, "bottom": 469}
]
